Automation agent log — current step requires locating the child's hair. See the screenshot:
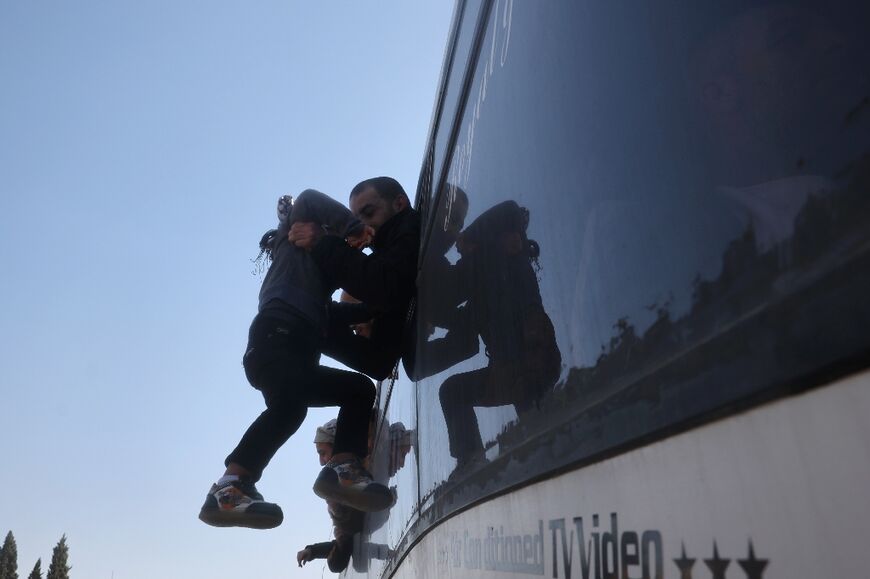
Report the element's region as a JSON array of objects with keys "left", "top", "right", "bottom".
[
  {"left": 251, "top": 194, "right": 294, "bottom": 276},
  {"left": 462, "top": 201, "right": 542, "bottom": 271},
  {"left": 252, "top": 229, "right": 277, "bottom": 276}
]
